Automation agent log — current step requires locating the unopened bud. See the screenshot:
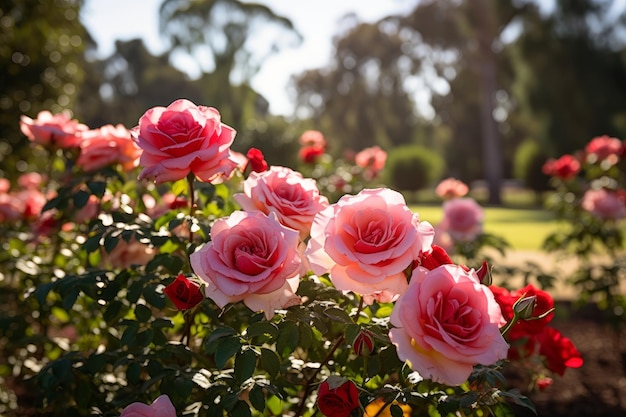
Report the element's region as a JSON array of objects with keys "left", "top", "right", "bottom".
[
  {"left": 513, "top": 295, "right": 537, "bottom": 320},
  {"left": 536, "top": 377, "right": 553, "bottom": 391},
  {"left": 475, "top": 261, "right": 491, "bottom": 286},
  {"left": 353, "top": 329, "right": 375, "bottom": 357}
]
